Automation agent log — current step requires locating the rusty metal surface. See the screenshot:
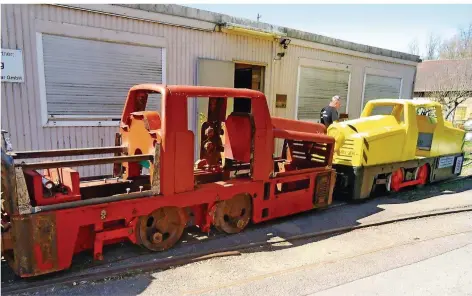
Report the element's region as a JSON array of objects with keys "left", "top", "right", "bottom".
[
  {"left": 137, "top": 207, "right": 187, "bottom": 251},
  {"left": 9, "top": 215, "right": 34, "bottom": 275},
  {"left": 313, "top": 172, "right": 332, "bottom": 206},
  {"left": 15, "top": 167, "right": 32, "bottom": 215},
  {"left": 1, "top": 149, "right": 16, "bottom": 214},
  {"left": 113, "top": 133, "right": 123, "bottom": 177},
  {"left": 9, "top": 146, "right": 127, "bottom": 159},
  {"left": 32, "top": 214, "right": 59, "bottom": 271},
  {"left": 17, "top": 154, "right": 154, "bottom": 170},
  {"left": 8, "top": 214, "right": 59, "bottom": 277},
  {"left": 213, "top": 193, "right": 252, "bottom": 234},
  {"left": 1, "top": 230, "right": 13, "bottom": 252},
  {"left": 151, "top": 143, "right": 161, "bottom": 195}
]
